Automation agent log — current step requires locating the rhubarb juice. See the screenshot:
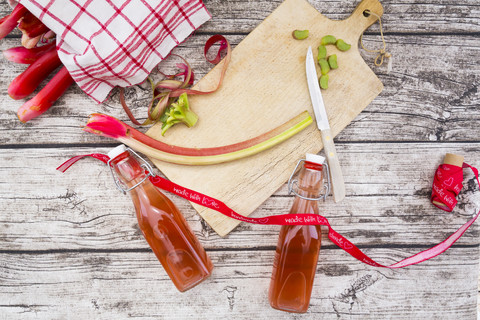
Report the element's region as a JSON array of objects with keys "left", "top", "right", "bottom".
[
  {"left": 111, "top": 148, "right": 213, "bottom": 292},
  {"left": 269, "top": 156, "right": 325, "bottom": 313}
]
